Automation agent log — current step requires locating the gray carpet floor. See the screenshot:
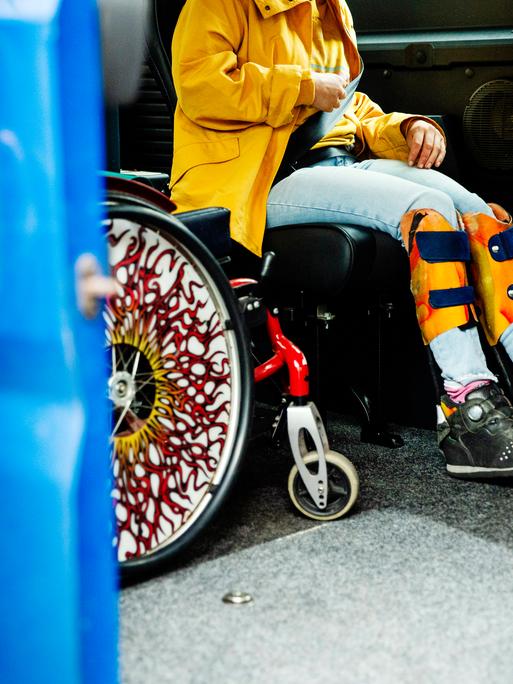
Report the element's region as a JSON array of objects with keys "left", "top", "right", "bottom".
[{"left": 120, "top": 415, "right": 513, "bottom": 683}]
